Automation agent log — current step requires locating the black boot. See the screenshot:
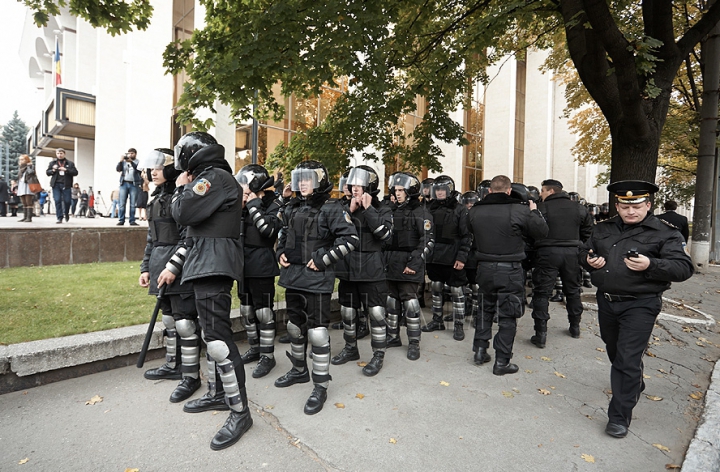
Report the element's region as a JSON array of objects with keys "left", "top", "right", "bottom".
[
  {"left": 240, "top": 346, "right": 260, "bottom": 363},
  {"left": 304, "top": 384, "right": 328, "bottom": 415},
  {"left": 568, "top": 317, "right": 581, "bottom": 338},
  {"left": 549, "top": 291, "right": 564, "bottom": 302},
  {"left": 386, "top": 335, "right": 403, "bottom": 348},
  {"left": 278, "top": 333, "right": 291, "bottom": 344},
  {"left": 530, "top": 320, "right": 547, "bottom": 348},
  {"left": 330, "top": 321, "right": 344, "bottom": 330},
  {"left": 210, "top": 390, "right": 253, "bottom": 450},
  {"left": 144, "top": 362, "right": 182, "bottom": 380},
  {"left": 362, "top": 351, "right": 385, "bottom": 377},
  {"left": 252, "top": 355, "right": 276, "bottom": 379},
  {"left": 184, "top": 383, "right": 229, "bottom": 413},
  {"left": 493, "top": 358, "right": 519, "bottom": 376},
  {"left": 170, "top": 376, "right": 202, "bottom": 403},
  {"left": 453, "top": 322, "right": 465, "bottom": 341},
  {"left": 331, "top": 344, "right": 360, "bottom": 365},
  {"left": 356, "top": 320, "right": 370, "bottom": 339},
  {"left": 407, "top": 340, "right": 420, "bottom": 361},
  {"left": 474, "top": 347, "right": 491, "bottom": 365},
  {"left": 274, "top": 368, "right": 310, "bottom": 388},
  {"left": 421, "top": 317, "right": 445, "bottom": 332}
]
